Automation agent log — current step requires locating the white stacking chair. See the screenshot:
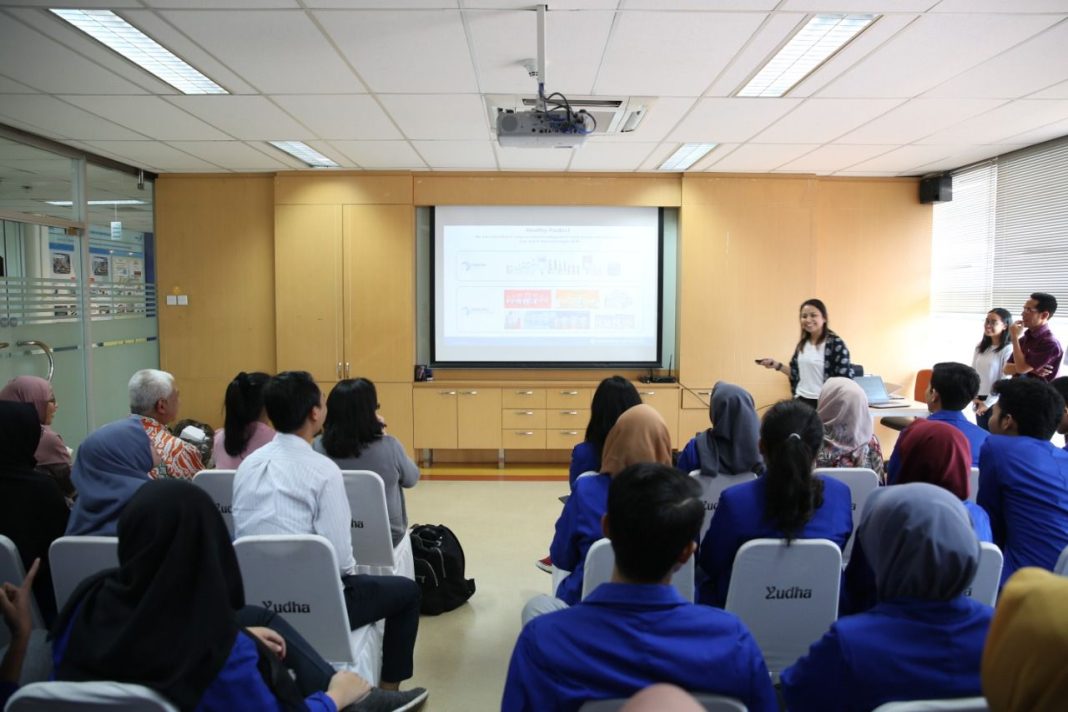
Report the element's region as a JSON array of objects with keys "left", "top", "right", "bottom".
[
  {"left": 725, "top": 538, "right": 842, "bottom": 679},
  {"left": 872, "top": 697, "right": 989, "bottom": 711},
  {"left": 580, "top": 538, "right": 695, "bottom": 602},
  {"left": 233, "top": 534, "right": 383, "bottom": 684},
  {"left": 6, "top": 681, "right": 179, "bottom": 711},
  {"left": 1055, "top": 543, "right": 1068, "bottom": 576},
  {"left": 689, "top": 470, "right": 758, "bottom": 540},
  {"left": 967, "top": 467, "right": 980, "bottom": 504},
  {"left": 49, "top": 536, "right": 120, "bottom": 611},
  {"left": 813, "top": 467, "right": 880, "bottom": 562},
  {"left": 963, "top": 542, "right": 1003, "bottom": 607},
  {"left": 341, "top": 470, "right": 414, "bottom": 579},
  {"left": 0, "top": 535, "right": 44, "bottom": 649},
  {"left": 580, "top": 693, "right": 747, "bottom": 711},
  {"left": 191, "top": 469, "right": 237, "bottom": 536}
]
